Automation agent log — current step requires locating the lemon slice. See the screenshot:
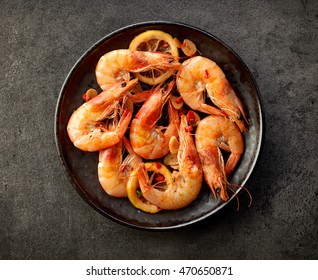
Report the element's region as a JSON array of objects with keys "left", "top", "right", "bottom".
[
  {"left": 127, "top": 167, "right": 161, "bottom": 214},
  {"left": 129, "top": 30, "right": 179, "bottom": 85}
]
